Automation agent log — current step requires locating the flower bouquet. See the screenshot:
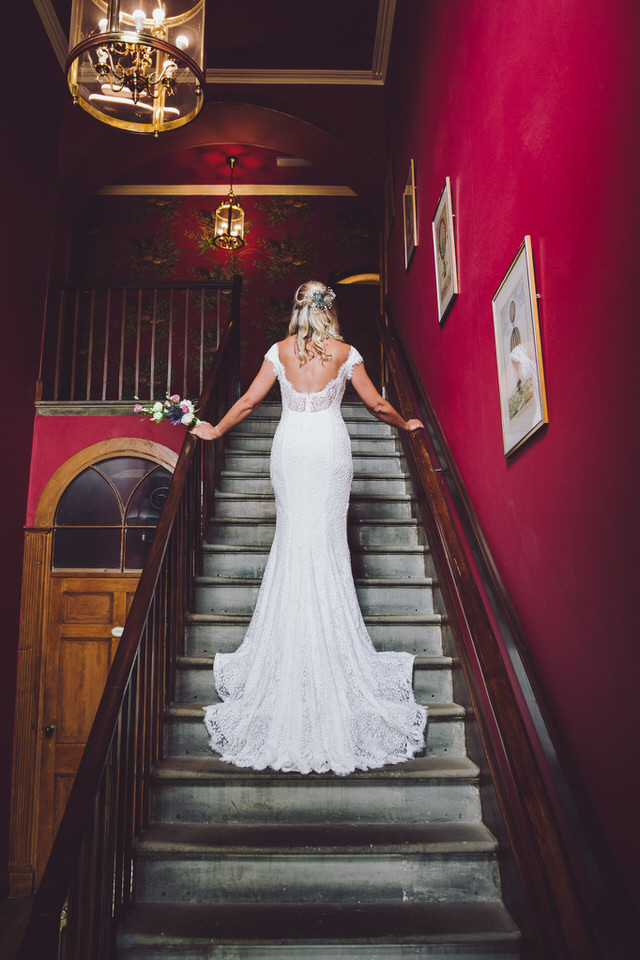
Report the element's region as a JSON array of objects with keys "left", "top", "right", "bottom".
[{"left": 134, "top": 394, "right": 200, "bottom": 427}]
